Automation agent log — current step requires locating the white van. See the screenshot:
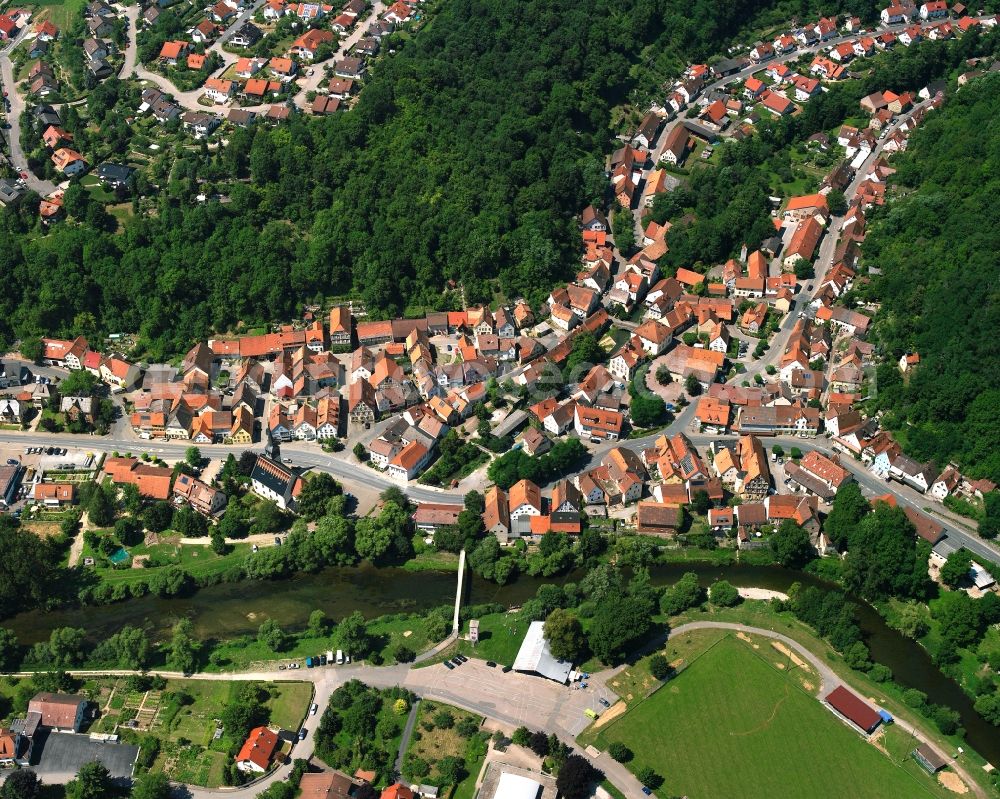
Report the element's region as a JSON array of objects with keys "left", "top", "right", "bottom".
[
  {"left": 336, "top": 649, "right": 344, "bottom": 664},
  {"left": 326, "top": 650, "right": 334, "bottom": 664}
]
